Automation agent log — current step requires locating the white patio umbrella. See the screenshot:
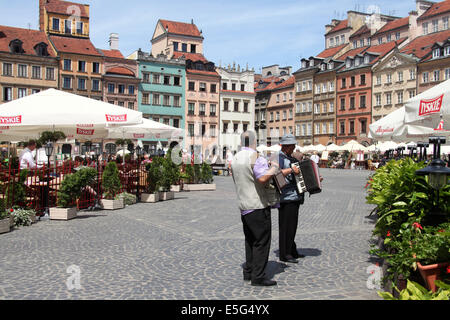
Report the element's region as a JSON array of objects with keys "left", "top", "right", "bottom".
[
  {"left": 325, "top": 143, "right": 341, "bottom": 151},
  {"left": 404, "top": 78, "right": 450, "bottom": 129},
  {"left": 378, "top": 141, "right": 398, "bottom": 152},
  {"left": 338, "top": 140, "right": 367, "bottom": 152},
  {"left": 106, "top": 118, "right": 183, "bottom": 140},
  {"left": 312, "top": 144, "right": 326, "bottom": 152},
  {"left": 0, "top": 88, "right": 143, "bottom": 141},
  {"left": 267, "top": 144, "right": 281, "bottom": 152}
]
